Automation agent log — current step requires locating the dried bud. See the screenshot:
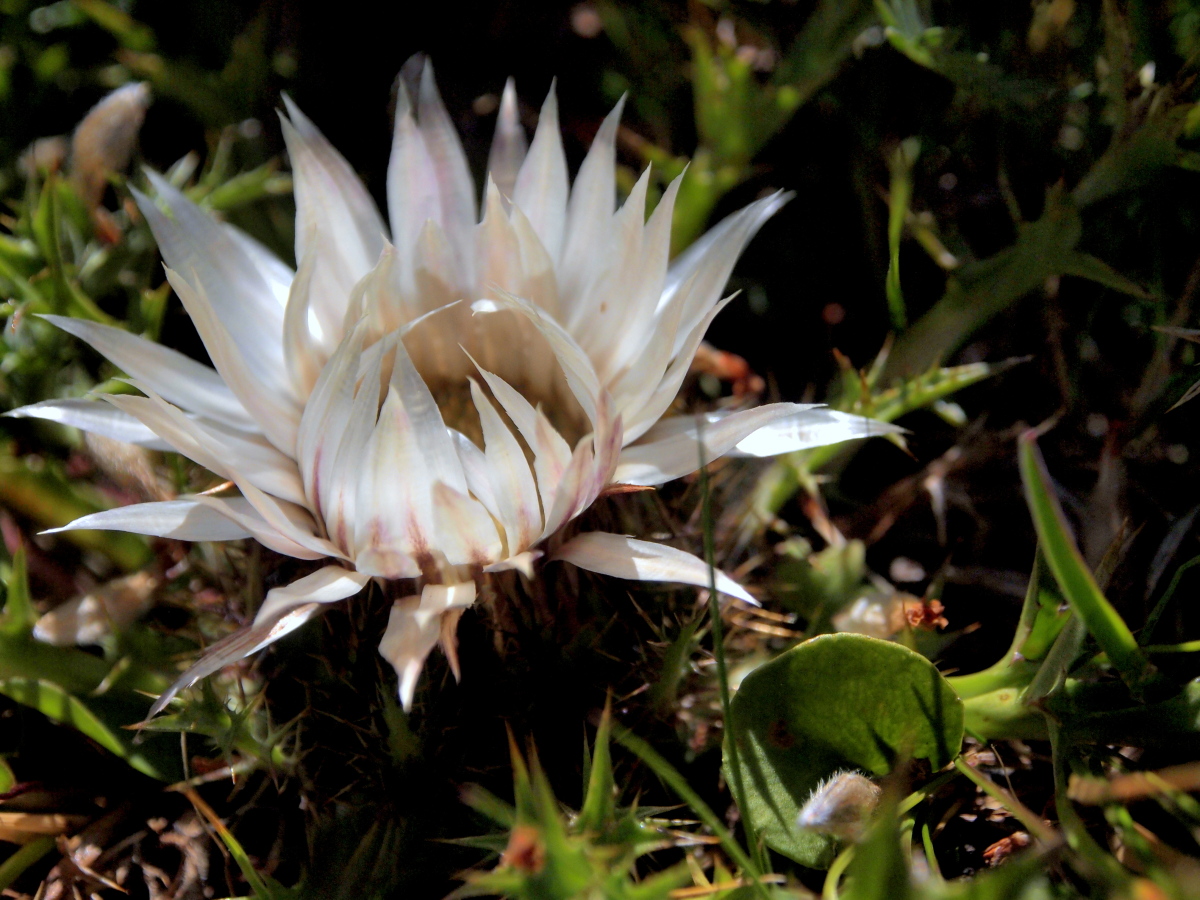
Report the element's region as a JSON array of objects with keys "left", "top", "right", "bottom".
[
  {"left": 33, "top": 571, "right": 159, "bottom": 647},
  {"left": 70, "top": 82, "right": 151, "bottom": 211},
  {"left": 796, "top": 770, "right": 881, "bottom": 841}
]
